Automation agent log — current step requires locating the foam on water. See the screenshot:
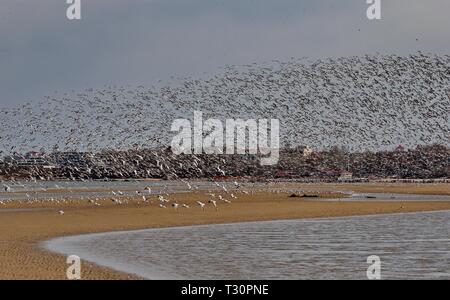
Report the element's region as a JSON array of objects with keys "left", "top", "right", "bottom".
[{"left": 45, "top": 210, "right": 450, "bottom": 280}]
